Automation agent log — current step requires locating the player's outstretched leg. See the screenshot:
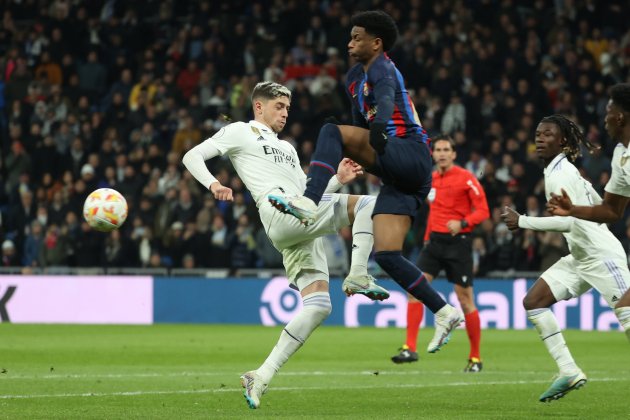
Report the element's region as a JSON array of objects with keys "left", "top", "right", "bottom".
[
  {"left": 268, "top": 123, "right": 344, "bottom": 225},
  {"left": 241, "top": 290, "right": 332, "bottom": 409}
]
